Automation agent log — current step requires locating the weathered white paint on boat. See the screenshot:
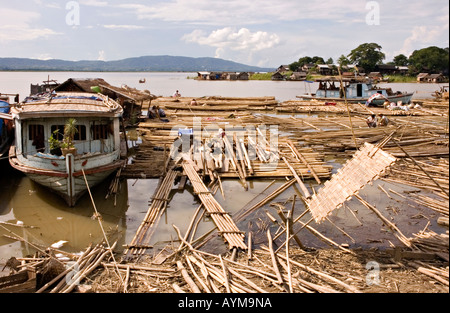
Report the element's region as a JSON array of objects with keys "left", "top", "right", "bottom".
[
  {"left": 297, "top": 78, "right": 414, "bottom": 106},
  {"left": 9, "top": 92, "right": 125, "bottom": 206}
]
